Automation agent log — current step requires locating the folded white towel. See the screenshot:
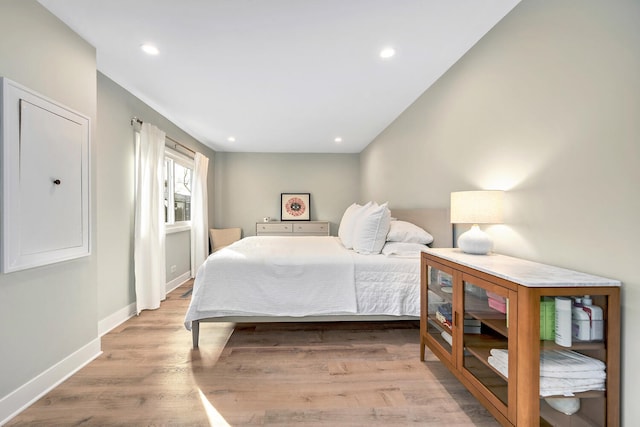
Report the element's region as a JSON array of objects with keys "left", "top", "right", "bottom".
[
  {"left": 540, "top": 377, "right": 605, "bottom": 397},
  {"left": 489, "top": 356, "right": 604, "bottom": 396},
  {"left": 490, "top": 348, "right": 508, "bottom": 363},
  {"left": 542, "top": 369, "right": 606, "bottom": 380},
  {"left": 488, "top": 348, "right": 606, "bottom": 396},
  {"left": 441, "top": 331, "right": 453, "bottom": 346},
  {"left": 490, "top": 348, "right": 605, "bottom": 377},
  {"left": 541, "top": 350, "right": 606, "bottom": 374},
  {"left": 488, "top": 356, "right": 508, "bottom": 378}
]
